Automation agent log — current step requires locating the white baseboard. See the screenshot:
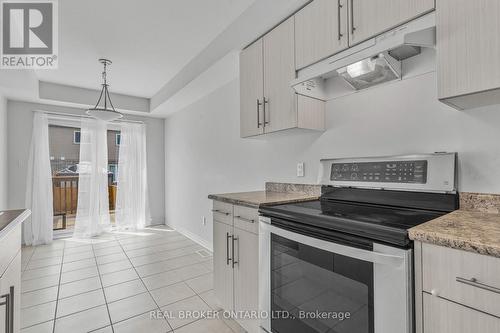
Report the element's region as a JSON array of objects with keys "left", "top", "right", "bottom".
[{"left": 167, "top": 224, "right": 212, "bottom": 252}]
